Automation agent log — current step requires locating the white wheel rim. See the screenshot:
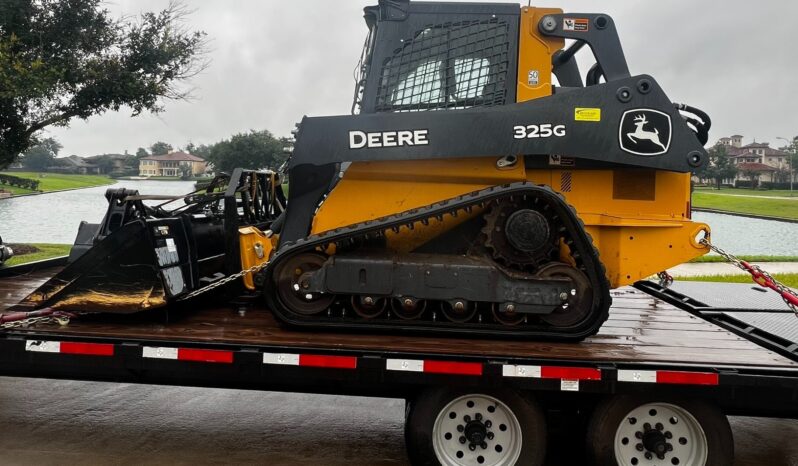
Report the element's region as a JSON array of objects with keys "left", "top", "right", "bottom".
[
  {"left": 614, "top": 402, "right": 708, "bottom": 466},
  {"left": 432, "top": 394, "right": 523, "bottom": 466}
]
